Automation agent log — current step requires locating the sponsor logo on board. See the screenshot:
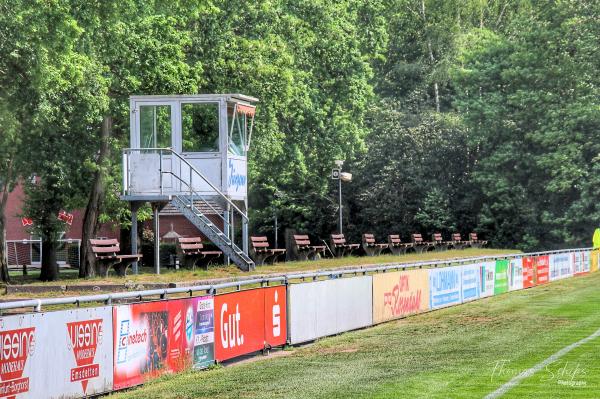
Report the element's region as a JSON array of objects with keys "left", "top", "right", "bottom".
[
  {"left": 0, "top": 327, "right": 35, "bottom": 398},
  {"left": 66, "top": 319, "right": 103, "bottom": 393}
]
